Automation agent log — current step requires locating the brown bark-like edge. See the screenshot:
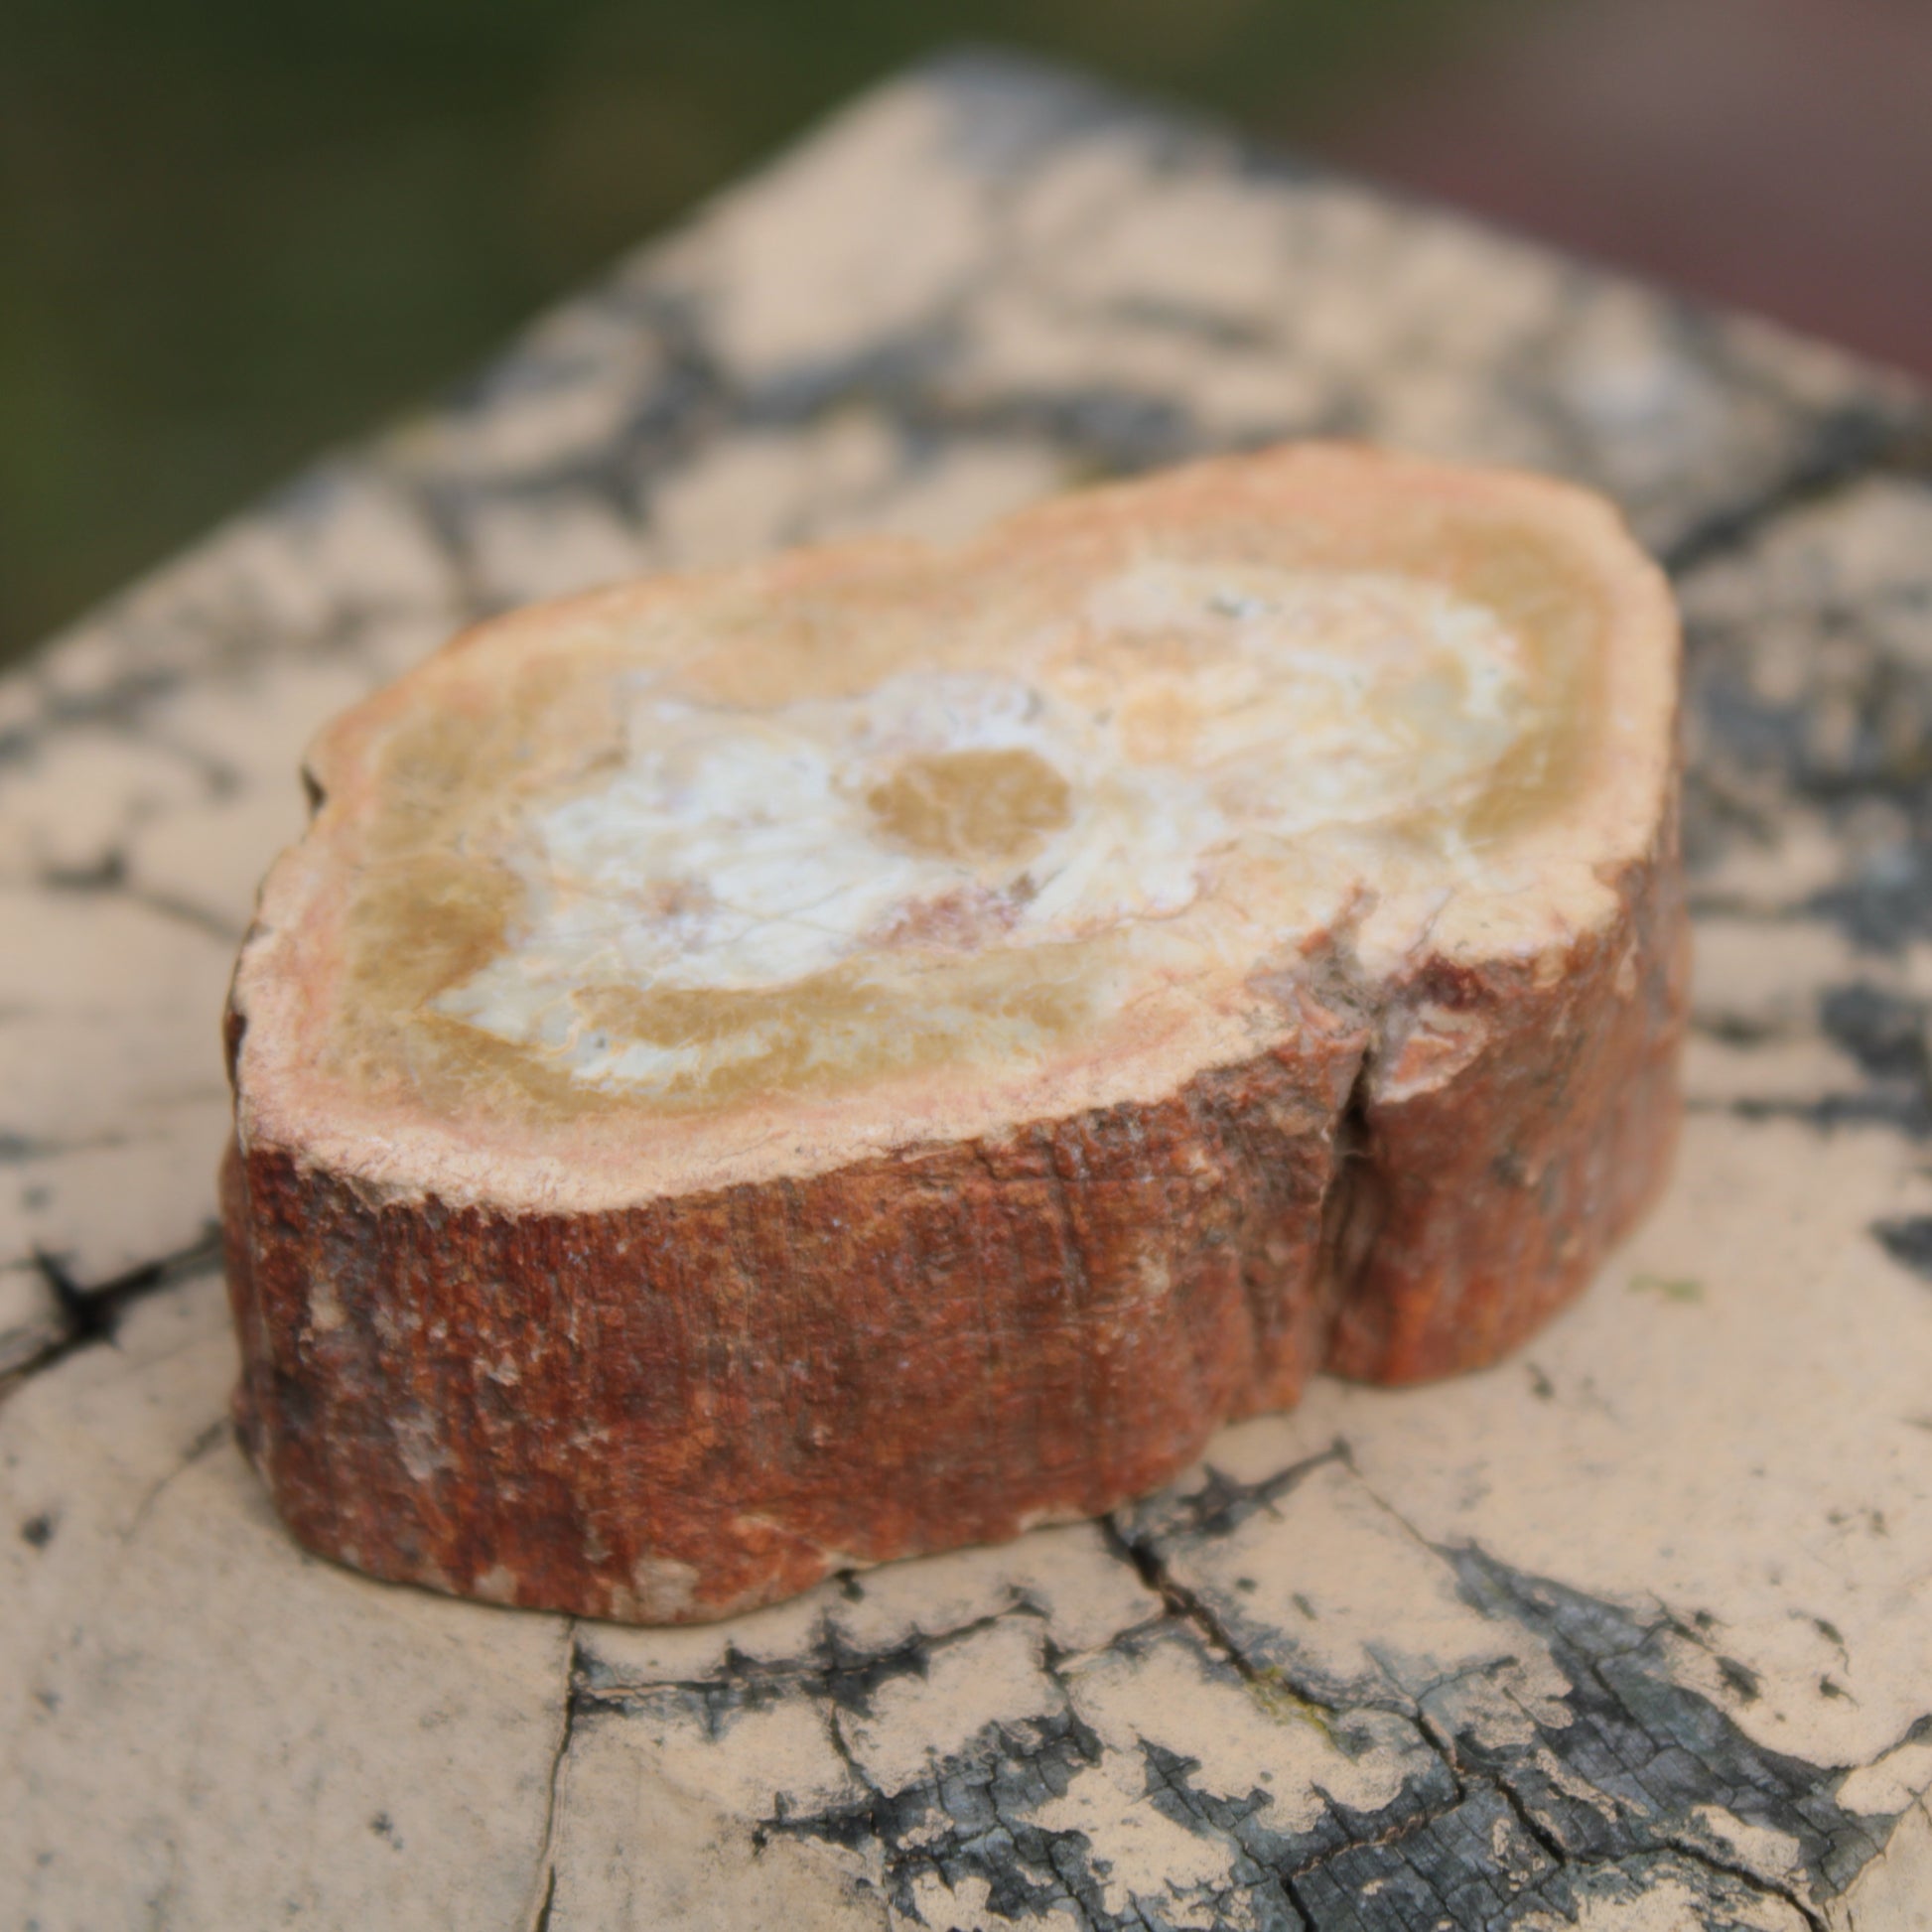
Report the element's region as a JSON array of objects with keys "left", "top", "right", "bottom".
[
  {"left": 1329, "top": 801, "right": 1689, "bottom": 1382},
  {"left": 220, "top": 820, "right": 1684, "bottom": 1623},
  {"left": 222, "top": 984, "right": 1368, "bottom": 1623}
]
